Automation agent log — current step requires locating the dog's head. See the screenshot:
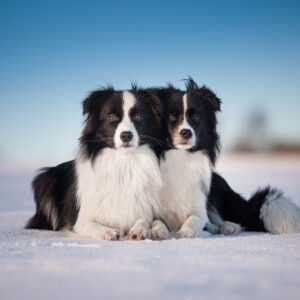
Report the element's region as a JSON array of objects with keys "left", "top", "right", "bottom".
[
  {"left": 80, "top": 85, "right": 162, "bottom": 158},
  {"left": 157, "top": 79, "right": 221, "bottom": 163}
]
